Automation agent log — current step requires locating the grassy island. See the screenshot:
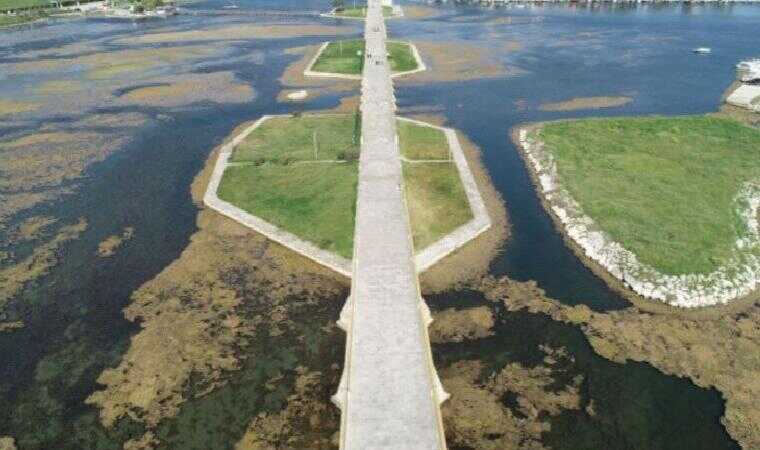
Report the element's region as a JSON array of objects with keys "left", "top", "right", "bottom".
[
  {"left": 310, "top": 39, "right": 419, "bottom": 75},
  {"left": 217, "top": 115, "right": 472, "bottom": 258},
  {"left": 539, "top": 116, "right": 760, "bottom": 275},
  {"left": 331, "top": 5, "right": 393, "bottom": 18}
]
